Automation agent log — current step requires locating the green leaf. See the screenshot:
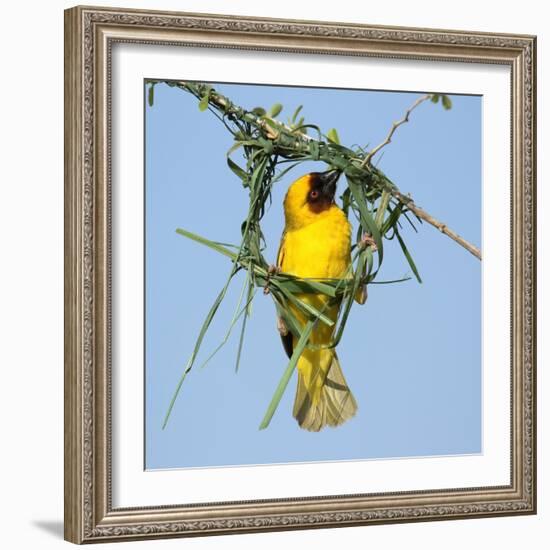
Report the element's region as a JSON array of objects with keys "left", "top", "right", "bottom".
[
  {"left": 346, "top": 177, "right": 383, "bottom": 266},
  {"left": 431, "top": 94, "right": 440, "bottom": 103},
  {"left": 226, "top": 141, "right": 243, "bottom": 157},
  {"left": 227, "top": 157, "right": 248, "bottom": 181},
  {"left": 396, "top": 231, "right": 422, "bottom": 283},
  {"left": 327, "top": 128, "right": 340, "bottom": 145},
  {"left": 147, "top": 83, "right": 155, "bottom": 107},
  {"left": 381, "top": 203, "right": 404, "bottom": 235},
  {"left": 258, "top": 137, "right": 273, "bottom": 155},
  {"left": 275, "top": 284, "right": 334, "bottom": 327},
  {"left": 162, "top": 279, "right": 234, "bottom": 430},
  {"left": 441, "top": 95, "right": 452, "bottom": 110},
  {"left": 309, "top": 140, "right": 320, "bottom": 160},
  {"left": 274, "top": 275, "right": 341, "bottom": 298},
  {"left": 291, "top": 104, "right": 303, "bottom": 123},
  {"left": 273, "top": 294, "right": 302, "bottom": 339},
  {"left": 176, "top": 228, "right": 237, "bottom": 261},
  {"left": 374, "top": 190, "right": 391, "bottom": 228},
  {"left": 370, "top": 276, "right": 412, "bottom": 285},
  {"left": 198, "top": 274, "right": 250, "bottom": 370},
  {"left": 198, "top": 93, "right": 210, "bottom": 112},
  {"left": 402, "top": 211, "right": 420, "bottom": 233},
  {"left": 270, "top": 162, "right": 302, "bottom": 185},
  {"left": 331, "top": 251, "right": 368, "bottom": 346},
  {"left": 248, "top": 155, "right": 269, "bottom": 193},
  {"left": 235, "top": 277, "right": 254, "bottom": 373},
  {"left": 269, "top": 103, "right": 283, "bottom": 117},
  {"left": 341, "top": 187, "right": 352, "bottom": 218},
  {"left": 252, "top": 107, "right": 266, "bottom": 116},
  {"left": 259, "top": 319, "right": 316, "bottom": 430}
]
